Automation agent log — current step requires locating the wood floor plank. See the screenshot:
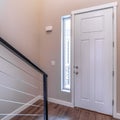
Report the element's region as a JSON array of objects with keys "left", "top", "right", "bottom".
[
  {"left": 11, "top": 100, "right": 119, "bottom": 120},
  {"left": 88, "top": 111, "right": 96, "bottom": 120}
]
